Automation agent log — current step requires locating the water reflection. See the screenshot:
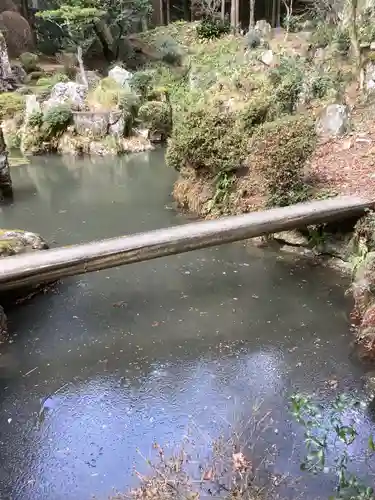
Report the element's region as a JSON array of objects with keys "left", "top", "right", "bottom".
[{"left": 0, "top": 152, "right": 370, "bottom": 499}]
